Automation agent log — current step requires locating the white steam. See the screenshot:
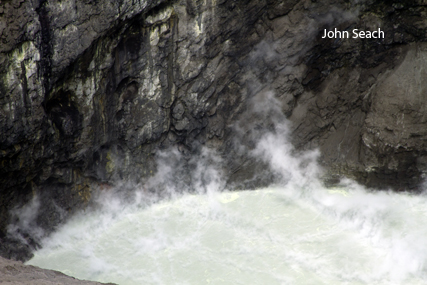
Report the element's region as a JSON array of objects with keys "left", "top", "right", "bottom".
[
  {"left": 24, "top": 88, "right": 427, "bottom": 284},
  {"left": 7, "top": 195, "right": 44, "bottom": 246}
]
